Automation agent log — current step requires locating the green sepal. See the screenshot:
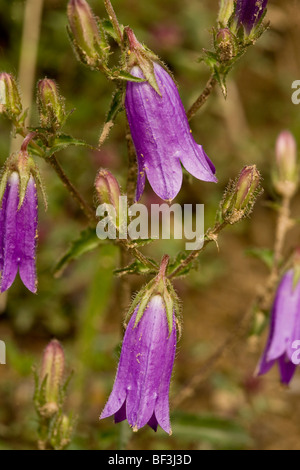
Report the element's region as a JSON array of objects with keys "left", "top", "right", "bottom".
[
  {"left": 116, "top": 70, "right": 146, "bottom": 83},
  {"left": 105, "top": 88, "right": 124, "bottom": 123},
  {"left": 0, "top": 169, "right": 9, "bottom": 207},
  {"left": 123, "top": 279, "right": 156, "bottom": 328},
  {"left": 134, "top": 285, "right": 156, "bottom": 328},
  {"left": 166, "top": 279, "right": 182, "bottom": 337},
  {"left": 162, "top": 285, "right": 174, "bottom": 335}
]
